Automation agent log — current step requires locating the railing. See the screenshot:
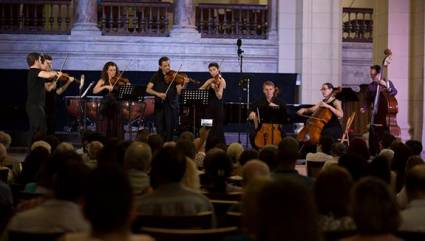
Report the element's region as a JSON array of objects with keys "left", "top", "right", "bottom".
[
  {"left": 196, "top": 3, "right": 268, "bottom": 39},
  {"left": 0, "top": 0, "right": 72, "bottom": 34},
  {"left": 342, "top": 8, "right": 373, "bottom": 42},
  {"left": 98, "top": 1, "right": 171, "bottom": 36}
]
